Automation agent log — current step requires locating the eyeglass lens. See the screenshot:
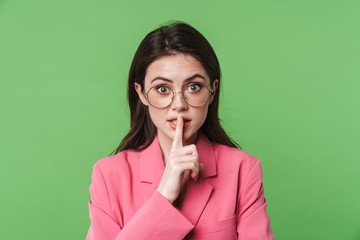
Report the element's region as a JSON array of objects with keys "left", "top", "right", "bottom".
[{"left": 146, "top": 85, "right": 211, "bottom": 108}]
